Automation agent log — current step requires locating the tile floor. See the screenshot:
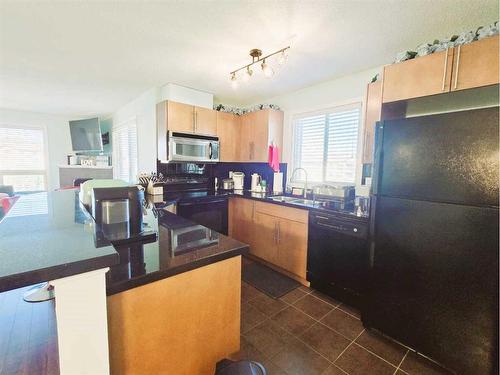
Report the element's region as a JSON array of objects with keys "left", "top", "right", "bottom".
[{"left": 233, "top": 281, "right": 454, "bottom": 375}]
